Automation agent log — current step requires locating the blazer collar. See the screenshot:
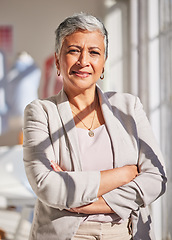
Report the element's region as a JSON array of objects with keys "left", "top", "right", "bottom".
[
  {"left": 98, "top": 87, "right": 138, "bottom": 168},
  {"left": 56, "top": 89, "right": 82, "bottom": 171},
  {"left": 97, "top": 87, "right": 120, "bottom": 167}
]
